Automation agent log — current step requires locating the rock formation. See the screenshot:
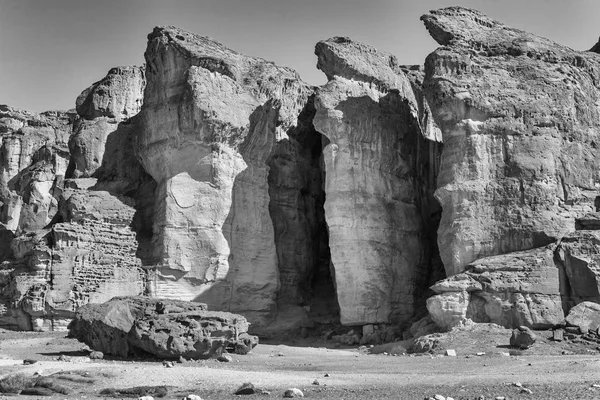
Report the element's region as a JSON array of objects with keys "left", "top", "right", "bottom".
[
  {"left": 313, "top": 37, "right": 442, "bottom": 325},
  {"left": 68, "top": 296, "right": 258, "bottom": 359},
  {"left": 421, "top": 7, "right": 600, "bottom": 275},
  {"left": 5, "top": 7, "right": 600, "bottom": 338},
  {"left": 0, "top": 66, "right": 150, "bottom": 331}
]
